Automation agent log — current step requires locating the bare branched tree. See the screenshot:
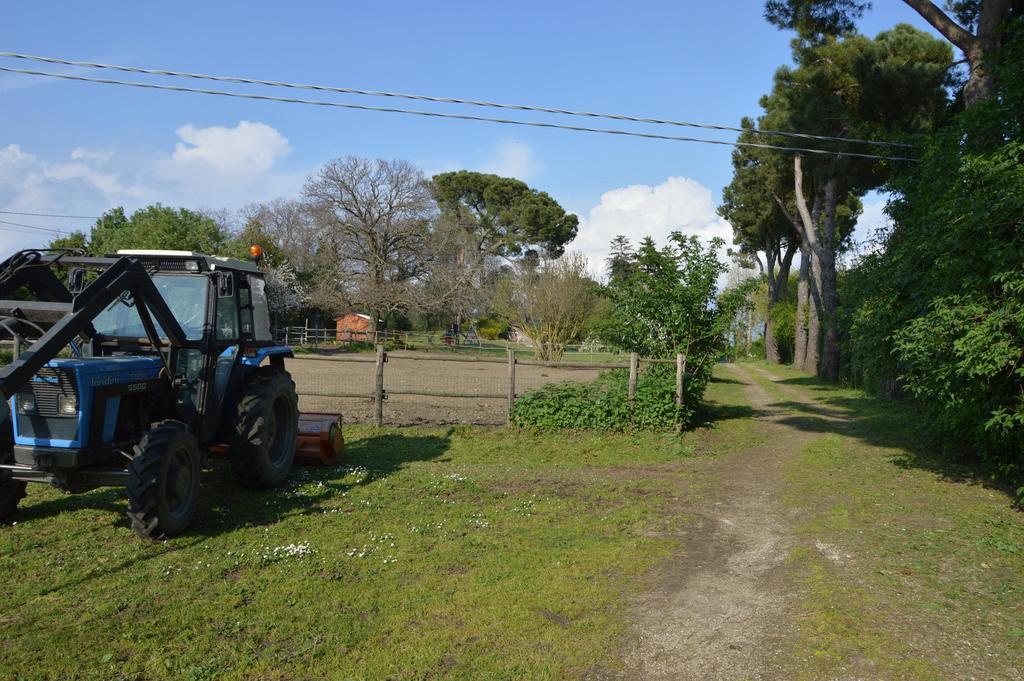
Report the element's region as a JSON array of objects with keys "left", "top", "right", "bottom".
[
  {"left": 302, "top": 157, "right": 435, "bottom": 330},
  {"left": 239, "top": 198, "right": 320, "bottom": 270}
]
